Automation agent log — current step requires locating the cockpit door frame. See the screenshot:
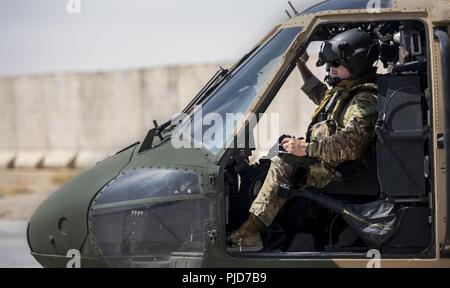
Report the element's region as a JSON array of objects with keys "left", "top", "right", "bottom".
[{"left": 434, "top": 28, "right": 450, "bottom": 257}]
